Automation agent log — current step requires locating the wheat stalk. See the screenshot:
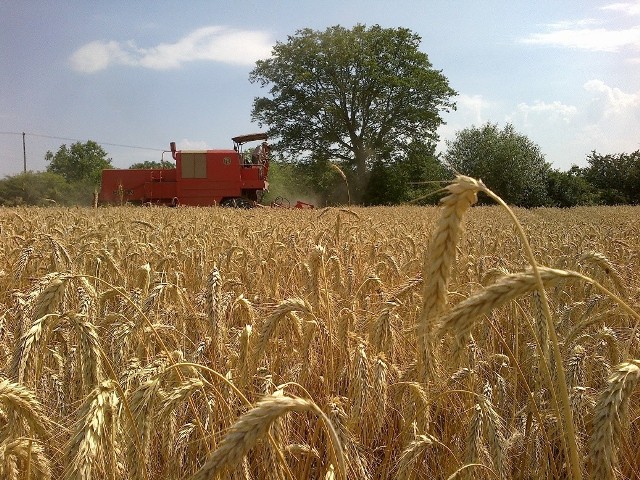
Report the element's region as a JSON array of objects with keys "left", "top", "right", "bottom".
[{"left": 0, "top": 438, "right": 52, "bottom": 480}]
